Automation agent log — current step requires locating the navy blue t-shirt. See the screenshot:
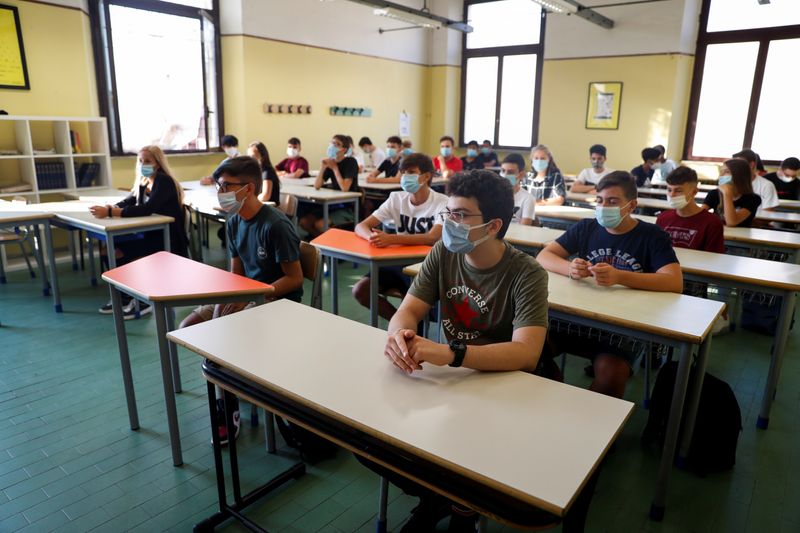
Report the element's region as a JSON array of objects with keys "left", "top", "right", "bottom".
[
  {"left": 630, "top": 165, "right": 654, "bottom": 187},
  {"left": 556, "top": 218, "right": 678, "bottom": 273},
  {"left": 227, "top": 205, "right": 303, "bottom": 302}
]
